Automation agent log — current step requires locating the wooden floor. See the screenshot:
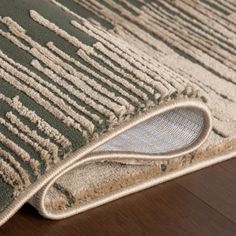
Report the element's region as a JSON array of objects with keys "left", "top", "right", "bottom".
[{"left": 1, "top": 158, "right": 236, "bottom": 236}]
